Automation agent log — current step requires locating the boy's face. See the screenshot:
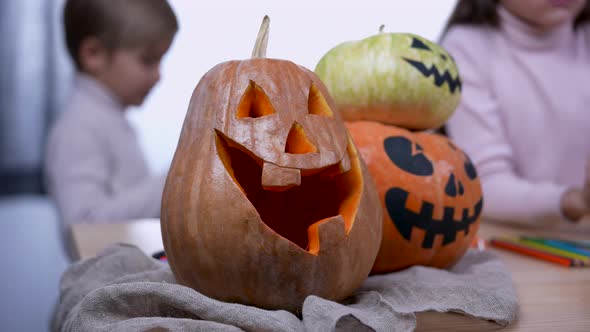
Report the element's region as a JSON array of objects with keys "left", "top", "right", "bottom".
[{"left": 94, "top": 37, "right": 174, "bottom": 107}]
